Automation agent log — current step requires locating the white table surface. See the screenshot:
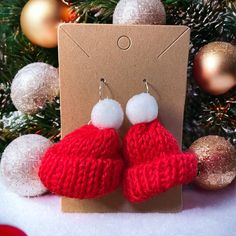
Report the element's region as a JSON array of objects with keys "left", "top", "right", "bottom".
[{"left": 0, "top": 177, "right": 236, "bottom": 236}]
